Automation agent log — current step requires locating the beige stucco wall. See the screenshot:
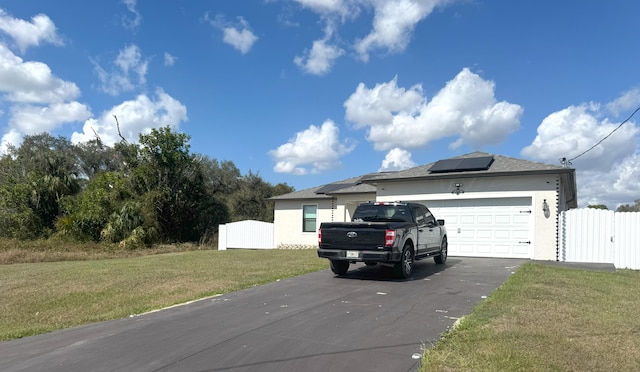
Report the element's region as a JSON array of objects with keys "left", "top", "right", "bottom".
[
  {"left": 375, "top": 174, "right": 562, "bottom": 260},
  {"left": 273, "top": 198, "right": 333, "bottom": 248}
]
